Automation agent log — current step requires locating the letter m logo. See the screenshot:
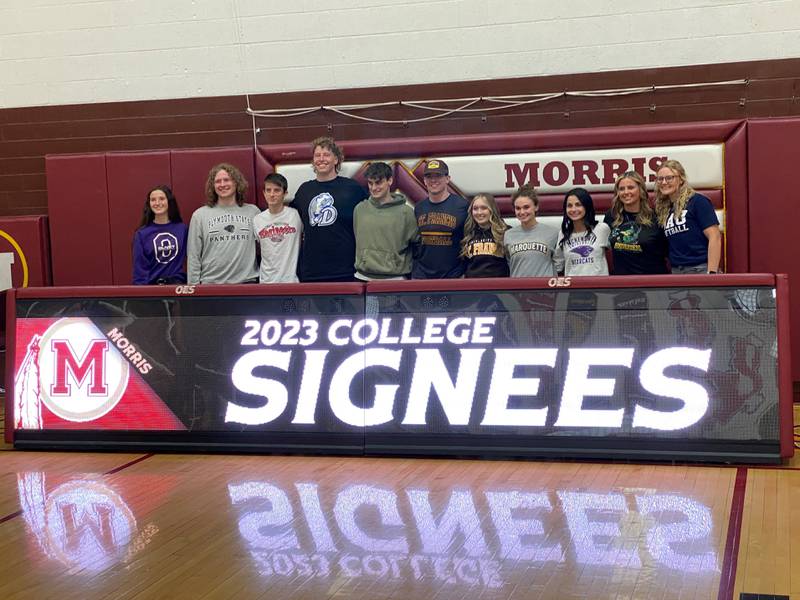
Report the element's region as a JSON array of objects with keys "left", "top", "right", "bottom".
[
  {"left": 50, "top": 340, "right": 108, "bottom": 396},
  {"left": 504, "top": 162, "right": 540, "bottom": 188}
]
